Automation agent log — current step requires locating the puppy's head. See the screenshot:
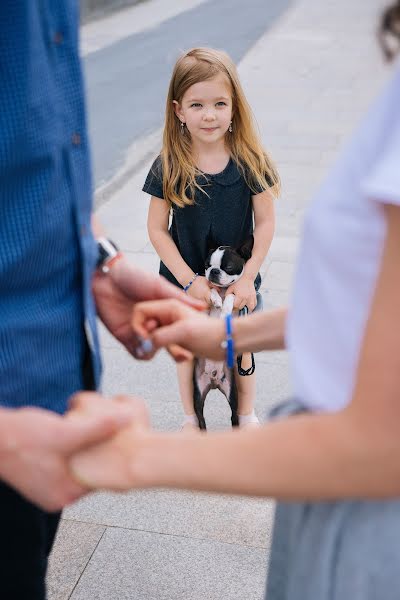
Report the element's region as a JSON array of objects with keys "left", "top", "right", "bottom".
[{"left": 205, "top": 236, "right": 254, "bottom": 287}]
